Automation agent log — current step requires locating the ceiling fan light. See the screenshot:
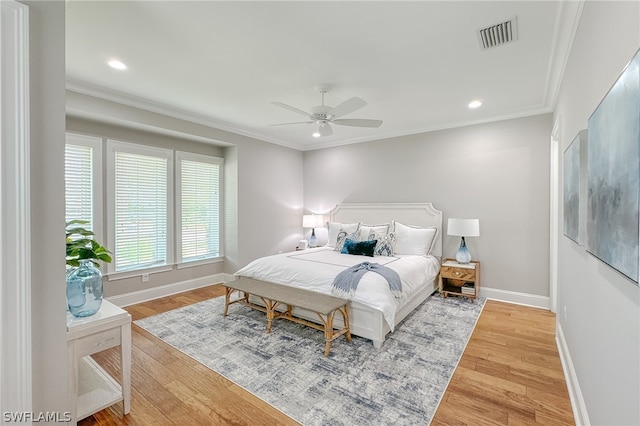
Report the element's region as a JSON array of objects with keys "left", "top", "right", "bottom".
[
  {"left": 271, "top": 86, "right": 379, "bottom": 137},
  {"left": 318, "top": 123, "right": 332, "bottom": 137}
]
